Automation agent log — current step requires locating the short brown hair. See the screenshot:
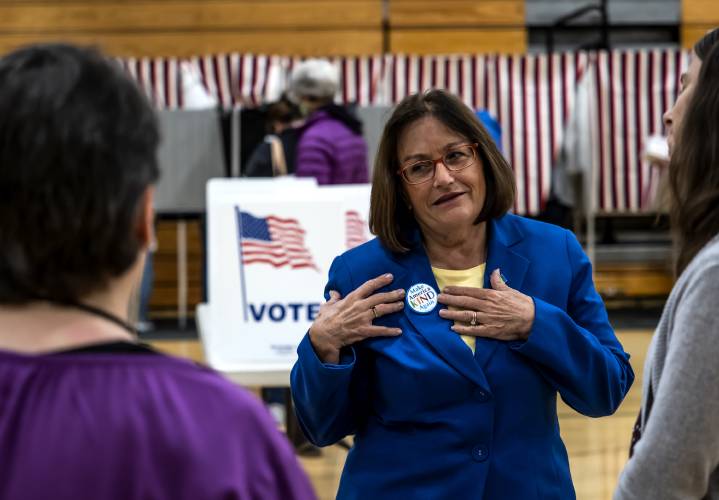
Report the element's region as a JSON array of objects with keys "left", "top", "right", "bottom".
[
  {"left": 0, "top": 44, "right": 159, "bottom": 304},
  {"left": 369, "top": 89, "right": 515, "bottom": 253}
]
